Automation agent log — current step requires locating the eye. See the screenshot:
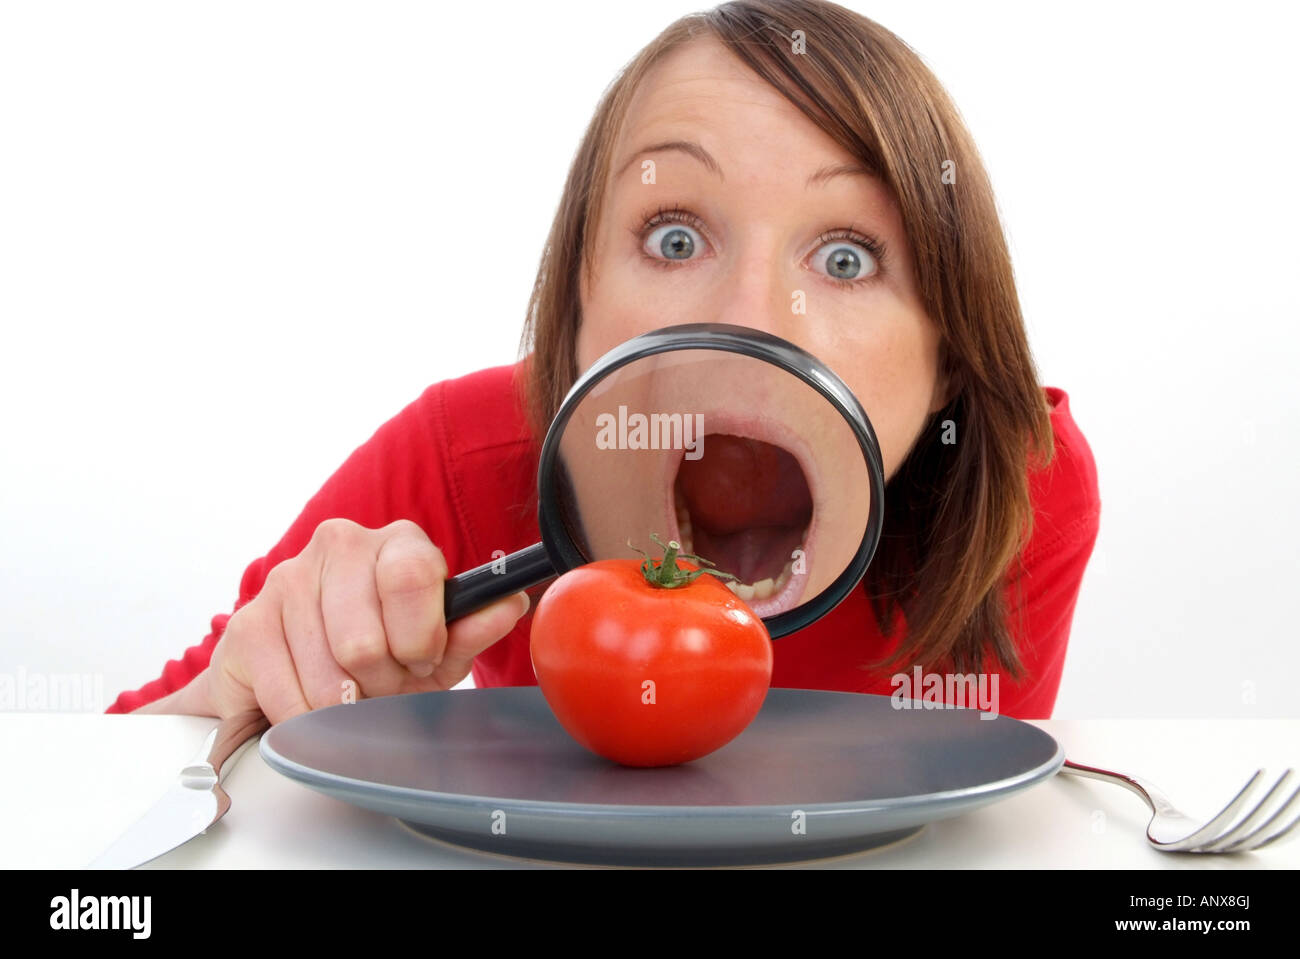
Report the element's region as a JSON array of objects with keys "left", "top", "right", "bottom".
[
  {"left": 646, "top": 223, "right": 702, "bottom": 261},
  {"left": 635, "top": 206, "right": 712, "bottom": 267},
  {"left": 809, "top": 231, "right": 885, "bottom": 286}
]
